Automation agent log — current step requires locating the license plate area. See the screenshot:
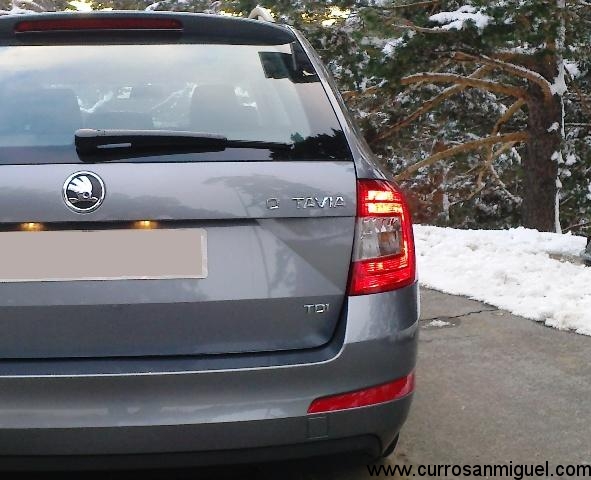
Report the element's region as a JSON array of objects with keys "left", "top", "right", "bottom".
[{"left": 0, "top": 228, "right": 207, "bottom": 282}]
